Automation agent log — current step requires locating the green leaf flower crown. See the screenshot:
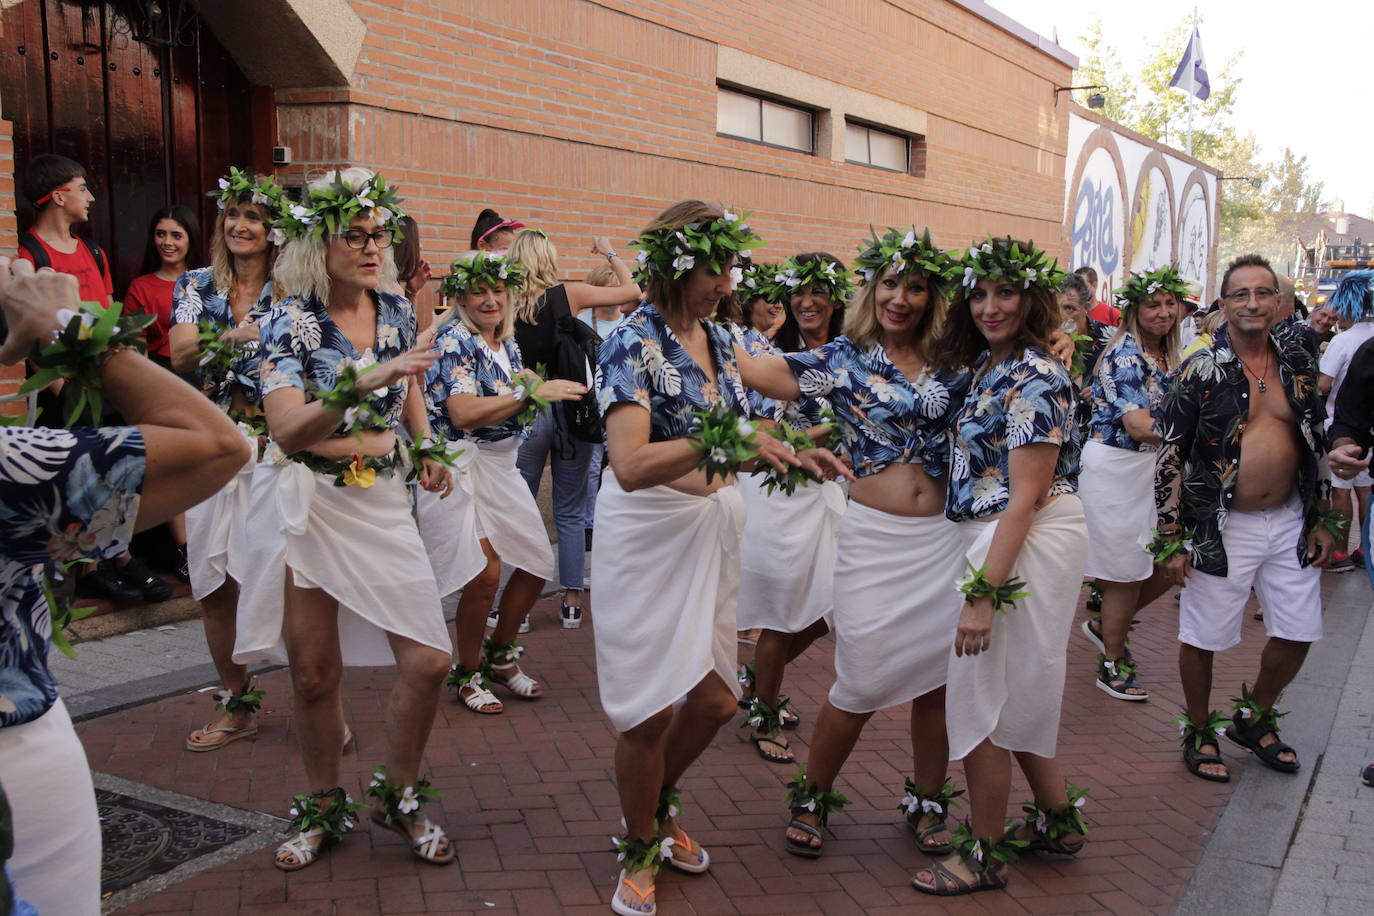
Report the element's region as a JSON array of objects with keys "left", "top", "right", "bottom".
[
  {"left": 958, "top": 236, "right": 1066, "bottom": 293},
  {"left": 629, "top": 208, "right": 762, "bottom": 283},
  {"left": 438, "top": 252, "right": 525, "bottom": 300},
  {"left": 775, "top": 254, "right": 855, "bottom": 304},
  {"left": 737, "top": 260, "right": 784, "bottom": 303},
  {"left": 854, "top": 227, "right": 959, "bottom": 286},
  {"left": 1113, "top": 264, "right": 1192, "bottom": 313},
  {"left": 209, "top": 166, "right": 286, "bottom": 213},
  {"left": 273, "top": 170, "right": 407, "bottom": 243}
]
